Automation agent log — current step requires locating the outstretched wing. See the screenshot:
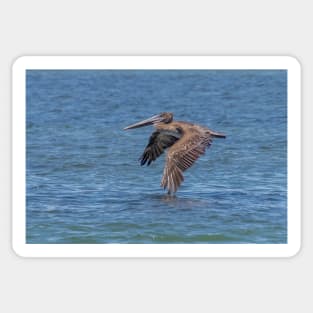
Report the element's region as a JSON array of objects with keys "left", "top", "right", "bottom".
[
  {"left": 161, "top": 131, "right": 212, "bottom": 193},
  {"left": 140, "top": 130, "right": 181, "bottom": 166}
]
